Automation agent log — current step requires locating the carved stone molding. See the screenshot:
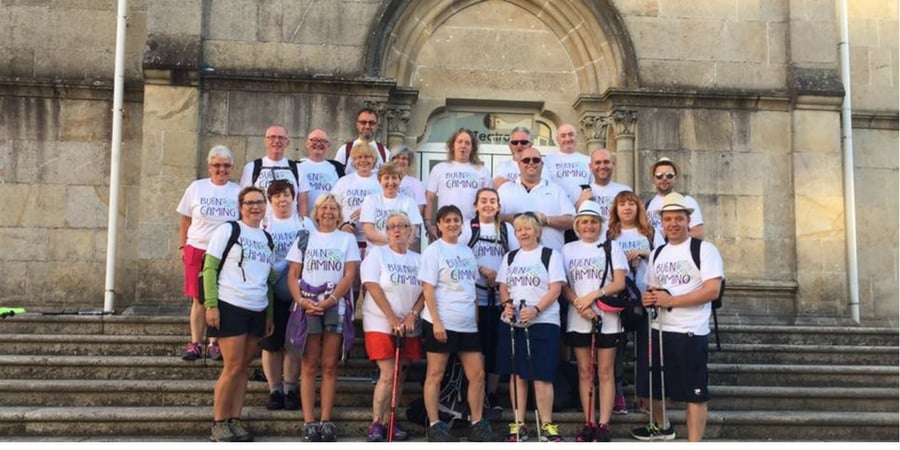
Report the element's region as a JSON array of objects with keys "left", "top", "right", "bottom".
[
  {"left": 383, "top": 107, "right": 411, "bottom": 134},
  {"left": 579, "top": 114, "right": 609, "bottom": 148},
  {"left": 610, "top": 109, "right": 637, "bottom": 137}
]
